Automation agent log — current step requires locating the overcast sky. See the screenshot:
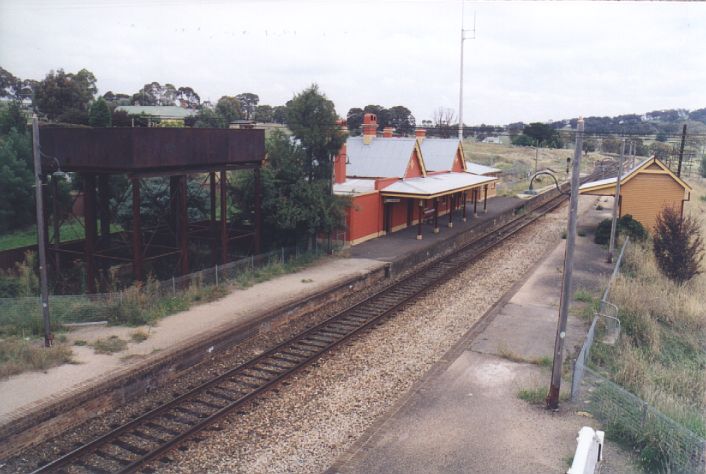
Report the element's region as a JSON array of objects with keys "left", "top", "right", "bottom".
[{"left": 1, "top": 0, "right": 705, "bottom": 124}]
